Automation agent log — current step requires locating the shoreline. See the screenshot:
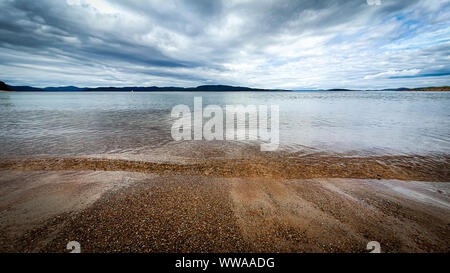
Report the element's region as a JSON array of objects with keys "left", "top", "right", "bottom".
[{"left": 1, "top": 153, "right": 449, "bottom": 182}]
